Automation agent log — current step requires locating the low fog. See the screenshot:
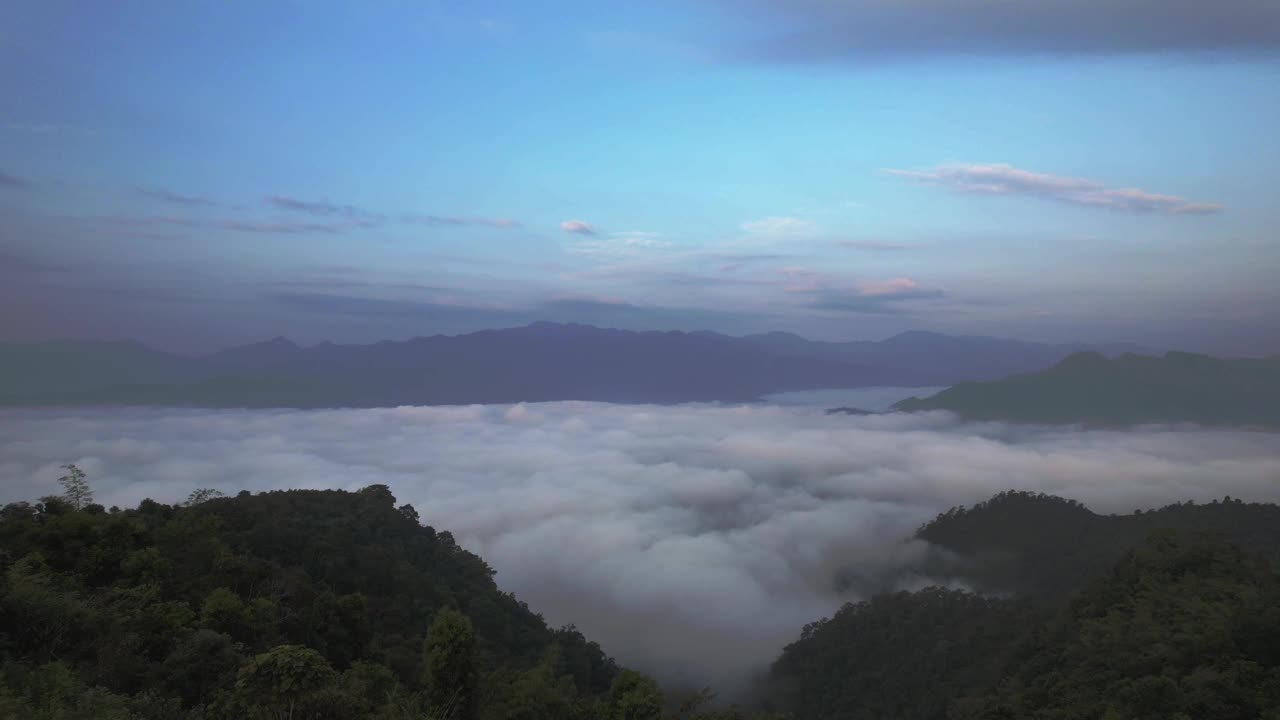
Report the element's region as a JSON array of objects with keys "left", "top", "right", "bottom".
[{"left": 2, "top": 404, "right": 1278, "bottom": 691}]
